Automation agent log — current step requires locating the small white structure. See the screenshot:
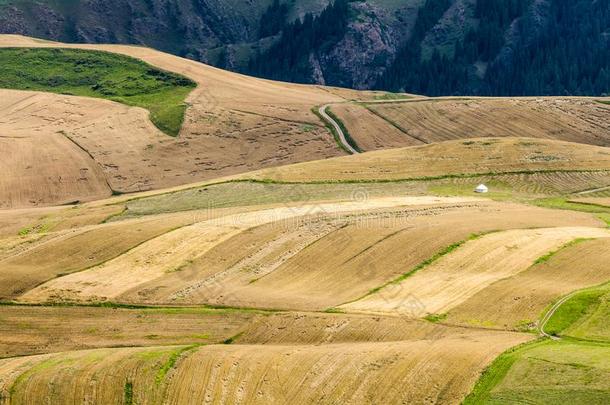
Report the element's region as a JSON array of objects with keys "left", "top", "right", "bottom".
[{"left": 474, "top": 184, "right": 489, "bottom": 193}]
